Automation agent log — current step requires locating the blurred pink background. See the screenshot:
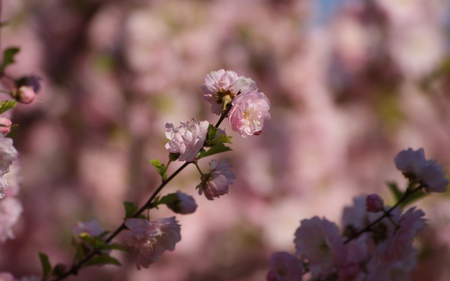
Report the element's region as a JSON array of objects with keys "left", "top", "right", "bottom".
[{"left": 1, "top": 0, "right": 450, "bottom": 280}]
